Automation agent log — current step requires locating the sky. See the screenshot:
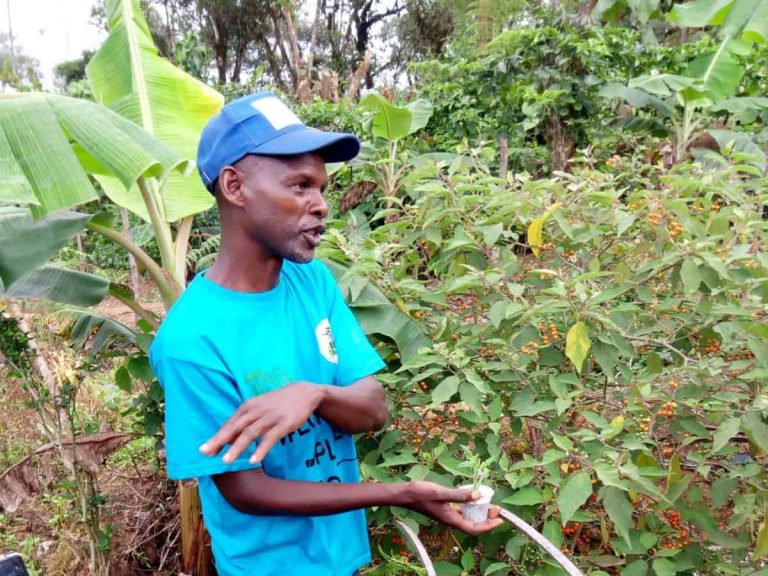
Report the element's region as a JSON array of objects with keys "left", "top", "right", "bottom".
[{"left": 2, "top": 0, "right": 106, "bottom": 89}]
